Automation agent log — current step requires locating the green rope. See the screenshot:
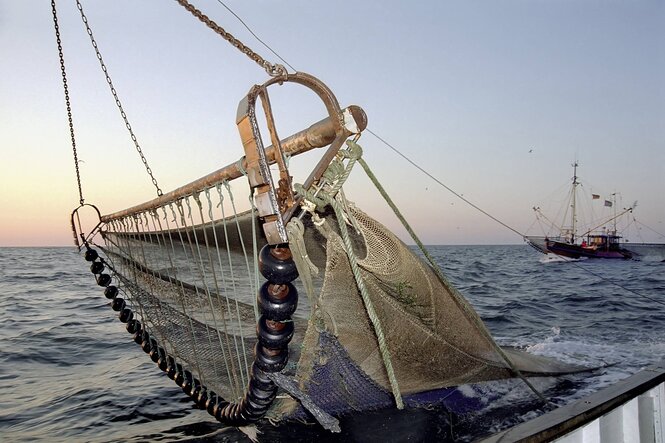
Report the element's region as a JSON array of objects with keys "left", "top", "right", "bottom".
[
  {"left": 320, "top": 190, "right": 403, "bottom": 409},
  {"left": 295, "top": 142, "right": 404, "bottom": 409},
  {"left": 351, "top": 140, "right": 550, "bottom": 406},
  {"left": 248, "top": 191, "right": 261, "bottom": 321},
  {"left": 286, "top": 218, "right": 318, "bottom": 304}
]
